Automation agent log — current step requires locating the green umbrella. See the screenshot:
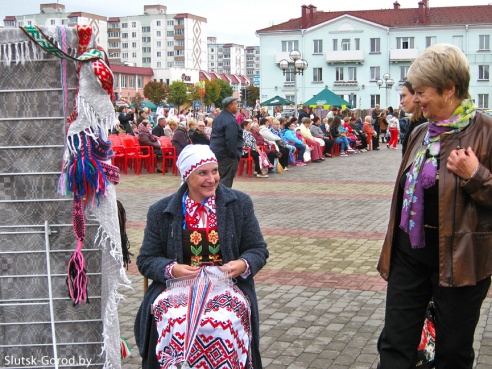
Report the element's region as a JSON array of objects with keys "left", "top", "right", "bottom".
[
  {"left": 140, "top": 101, "right": 157, "bottom": 111},
  {"left": 302, "top": 88, "right": 352, "bottom": 109},
  {"left": 260, "top": 95, "right": 295, "bottom": 106}
]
